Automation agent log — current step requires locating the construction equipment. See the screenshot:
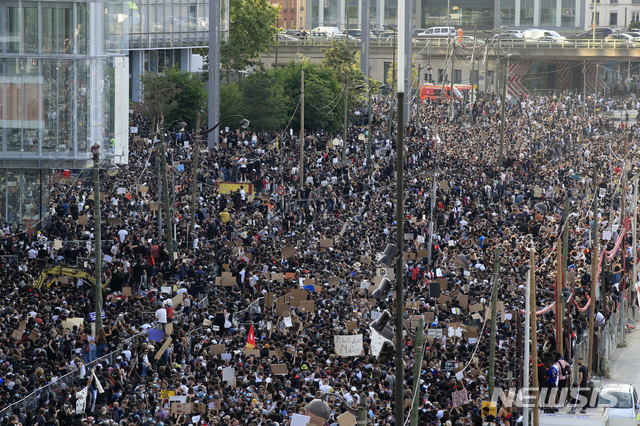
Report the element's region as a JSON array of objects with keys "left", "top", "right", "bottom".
[{"left": 34, "top": 265, "right": 110, "bottom": 290}]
